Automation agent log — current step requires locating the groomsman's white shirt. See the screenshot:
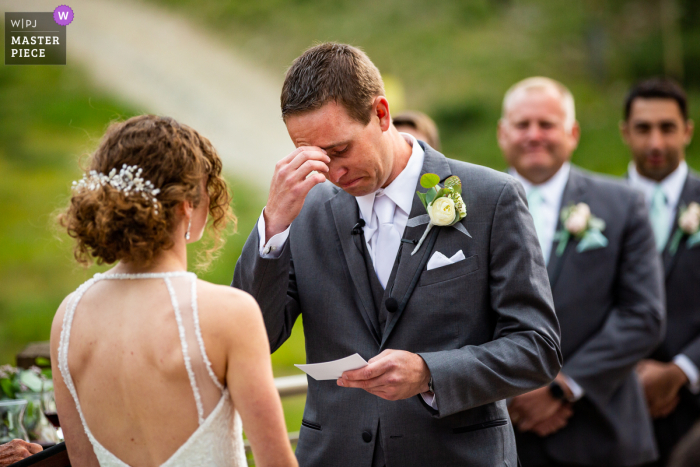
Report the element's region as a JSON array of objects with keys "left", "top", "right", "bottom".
[
  {"left": 509, "top": 163, "right": 570, "bottom": 265},
  {"left": 628, "top": 160, "right": 700, "bottom": 394},
  {"left": 256, "top": 133, "right": 439, "bottom": 407},
  {"left": 509, "top": 162, "right": 584, "bottom": 401}
]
